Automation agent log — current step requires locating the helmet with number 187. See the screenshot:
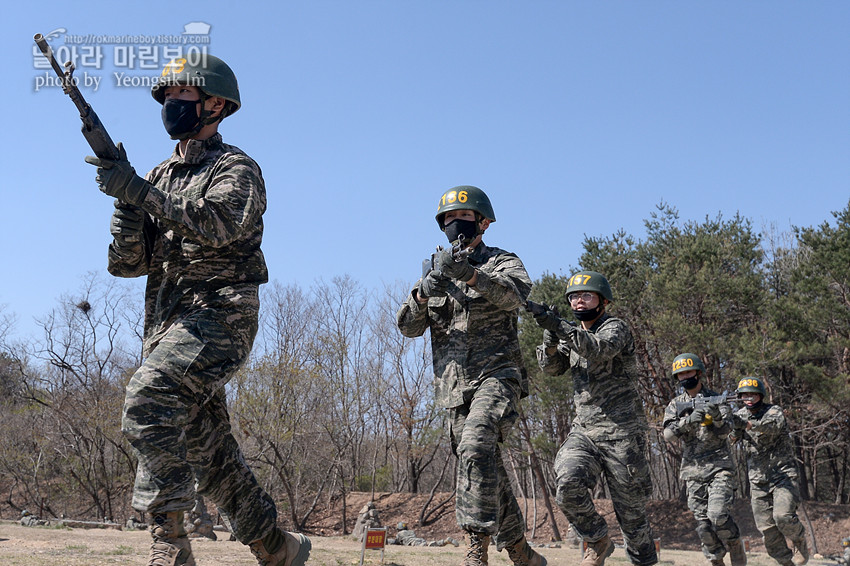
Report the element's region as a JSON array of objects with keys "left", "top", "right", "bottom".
[{"left": 435, "top": 185, "right": 495, "bottom": 229}]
